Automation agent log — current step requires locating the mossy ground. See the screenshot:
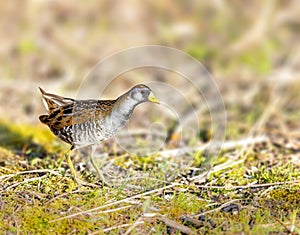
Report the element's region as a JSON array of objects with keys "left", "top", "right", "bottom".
[{"left": 0, "top": 110, "right": 299, "bottom": 235}]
